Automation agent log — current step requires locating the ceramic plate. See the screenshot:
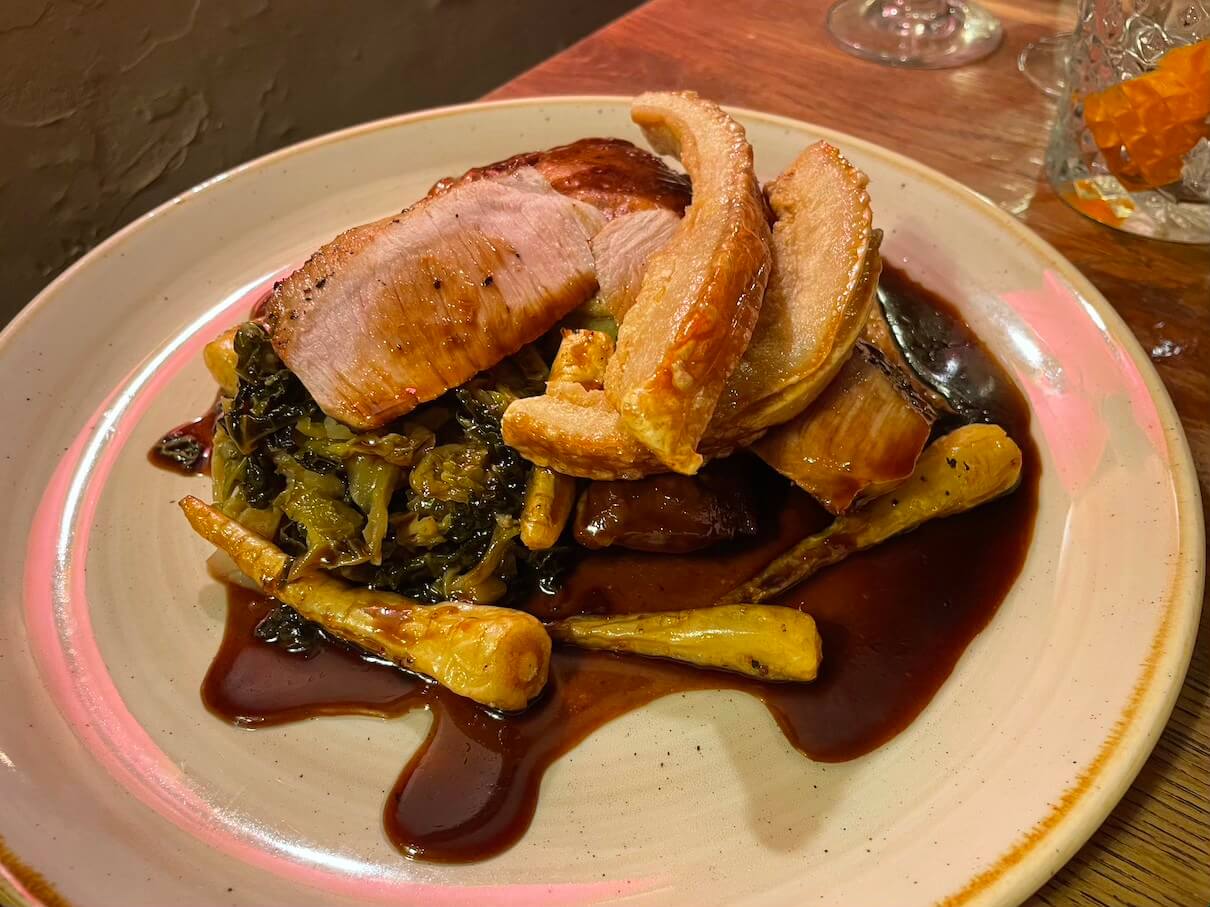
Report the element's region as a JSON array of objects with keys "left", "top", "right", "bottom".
[{"left": 0, "top": 98, "right": 1202, "bottom": 907}]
